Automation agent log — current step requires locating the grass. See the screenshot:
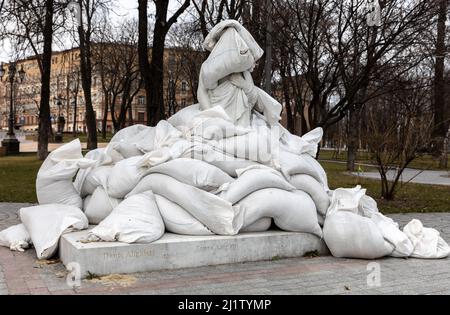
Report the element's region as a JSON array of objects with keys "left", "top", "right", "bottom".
[
  {"left": 0, "top": 154, "right": 449, "bottom": 214},
  {"left": 62, "top": 133, "right": 114, "bottom": 143},
  {"left": 319, "top": 150, "right": 450, "bottom": 171}
]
